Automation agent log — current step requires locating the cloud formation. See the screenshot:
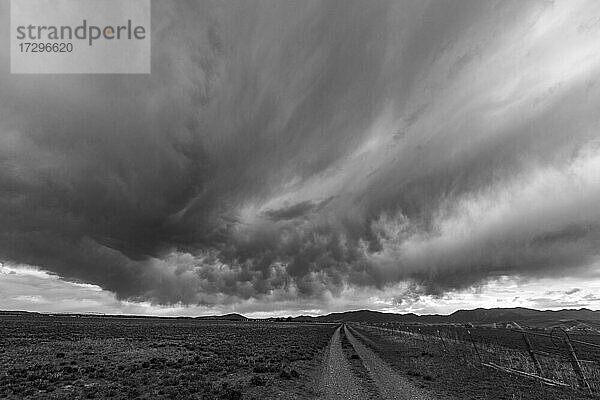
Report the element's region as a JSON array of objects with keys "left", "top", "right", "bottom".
[{"left": 1, "top": 0, "right": 600, "bottom": 309}]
